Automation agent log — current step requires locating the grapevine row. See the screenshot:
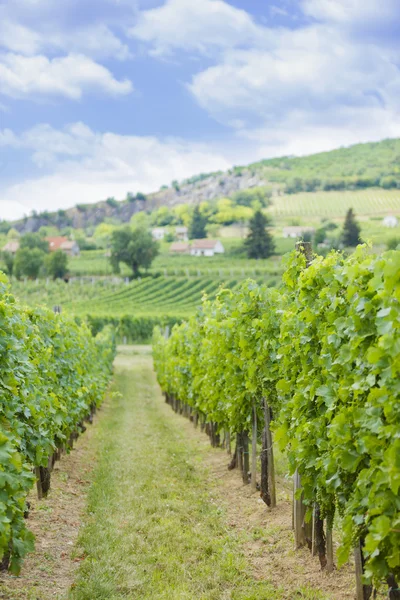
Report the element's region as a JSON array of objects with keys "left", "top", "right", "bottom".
[
  {"left": 153, "top": 244, "right": 400, "bottom": 598},
  {"left": 0, "top": 272, "right": 116, "bottom": 573}
]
